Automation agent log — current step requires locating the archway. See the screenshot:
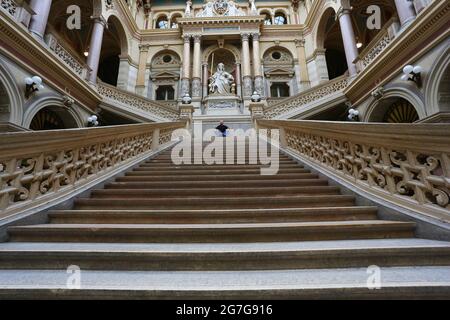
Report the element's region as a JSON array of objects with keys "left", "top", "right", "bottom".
[
  {"left": 316, "top": 8, "right": 347, "bottom": 80},
  {"left": 0, "top": 81, "right": 10, "bottom": 122},
  {"left": 97, "top": 15, "right": 128, "bottom": 86},
  {"left": 29, "top": 106, "right": 79, "bottom": 131},
  {"left": 368, "top": 97, "right": 420, "bottom": 123}
]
